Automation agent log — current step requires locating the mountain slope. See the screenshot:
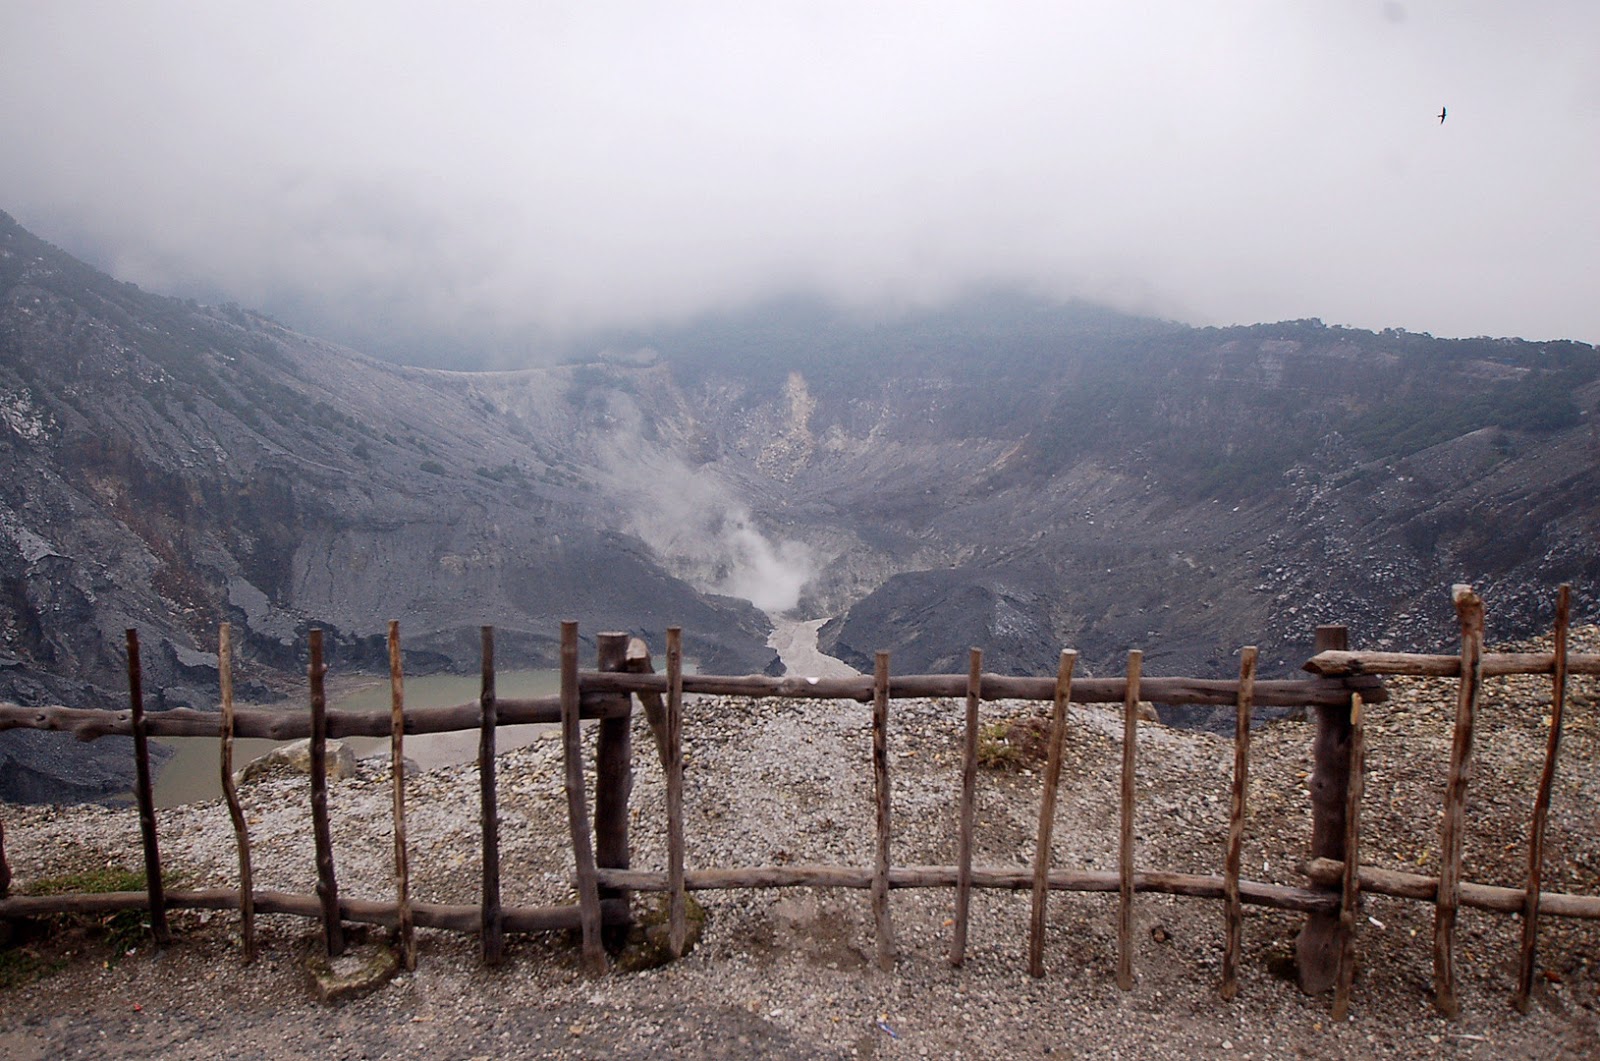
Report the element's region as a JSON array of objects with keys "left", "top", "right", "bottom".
[
  {"left": 601, "top": 296, "right": 1600, "bottom": 678},
  {"left": 0, "top": 212, "right": 776, "bottom": 800},
  {"left": 4, "top": 212, "right": 1598, "bottom": 800}
]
